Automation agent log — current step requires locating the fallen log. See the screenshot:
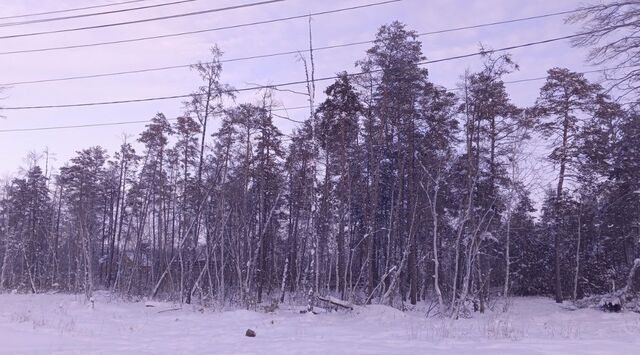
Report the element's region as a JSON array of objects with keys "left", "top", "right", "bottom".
[
  {"left": 317, "top": 295, "right": 353, "bottom": 310},
  {"left": 157, "top": 308, "right": 181, "bottom": 314}
]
